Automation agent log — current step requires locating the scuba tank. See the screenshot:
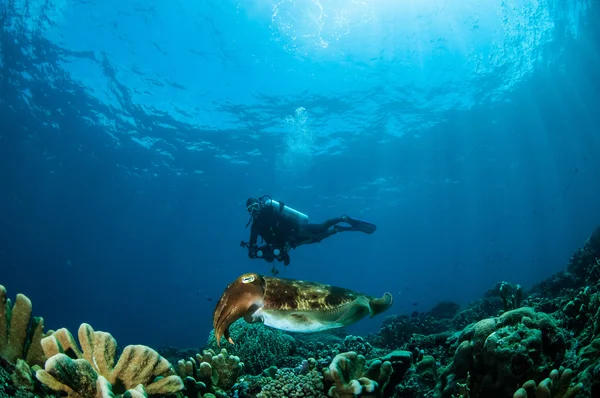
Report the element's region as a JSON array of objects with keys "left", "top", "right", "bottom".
[{"left": 260, "top": 196, "right": 309, "bottom": 224}]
